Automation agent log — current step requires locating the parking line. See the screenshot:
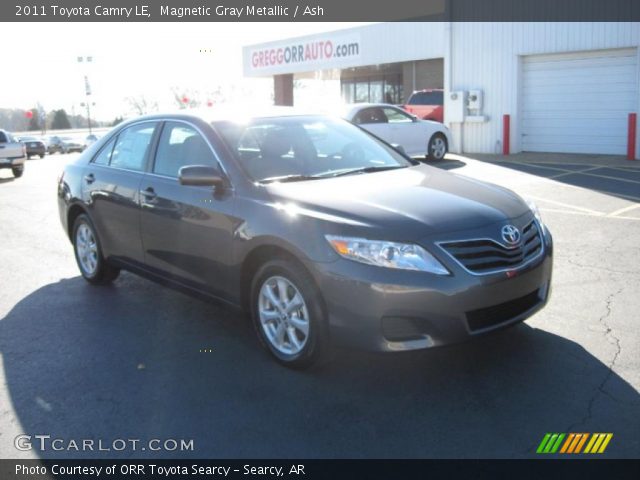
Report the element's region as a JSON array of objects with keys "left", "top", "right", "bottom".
[
  {"left": 526, "top": 195, "right": 605, "bottom": 215},
  {"left": 539, "top": 208, "right": 640, "bottom": 221},
  {"left": 577, "top": 171, "right": 640, "bottom": 186},
  {"left": 607, "top": 203, "right": 640, "bottom": 218}
]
